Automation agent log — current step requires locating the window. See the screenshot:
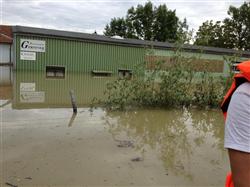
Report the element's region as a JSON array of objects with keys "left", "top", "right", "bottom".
[
  {"left": 91, "top": 70, "right": 112, "bottom": 77},
  {"left": 231, "top": 61, "right": 241, "bottom": 74},
  {"left": 118, "top": 69, "right": 132, "bottom": 79},
  {"left": 46, "top": 66, "right": 65, "bottom": 79}
]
